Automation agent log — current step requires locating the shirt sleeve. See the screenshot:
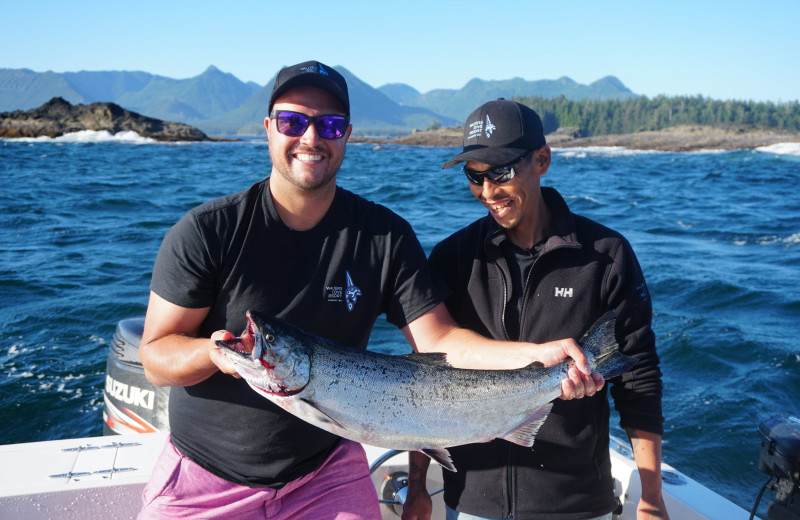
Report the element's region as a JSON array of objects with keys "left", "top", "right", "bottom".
[
  {"left": 150, "top": 211, "right": 218, "bottom": 309},
  {"left": 606, "top": 237, "right": 664, "bottom": 435},
  {"left": 382, "top": 224, "right": 449, "bottom": 329}
]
